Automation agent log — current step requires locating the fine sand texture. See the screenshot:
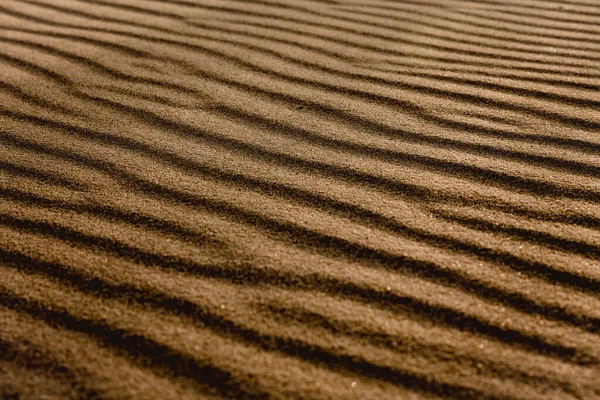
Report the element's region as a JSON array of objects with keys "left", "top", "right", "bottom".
[{"left": 1, "top": 0, "right": 600, "bottom": 399}]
